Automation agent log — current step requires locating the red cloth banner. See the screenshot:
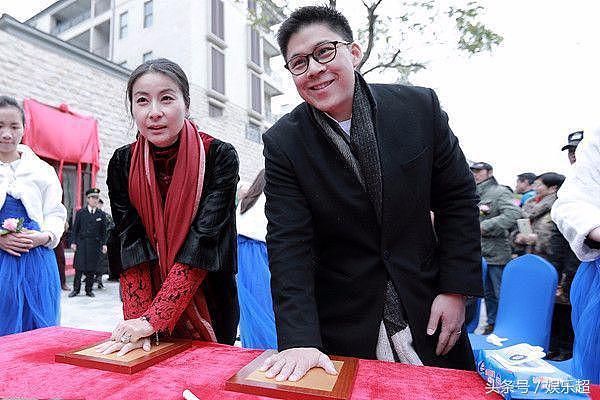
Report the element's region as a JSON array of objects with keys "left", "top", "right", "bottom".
[{"left": 22, "top": 99, "right": 100, "bottom": 209}]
